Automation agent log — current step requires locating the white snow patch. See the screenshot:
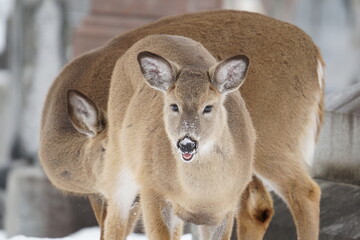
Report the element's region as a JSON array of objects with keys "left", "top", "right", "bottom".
[
  {"left": 0, "top": 227, "right": 100, "bottom": 240},
  {"left": 181, "top": 120, "right": 198, "bottom": 135},
  {"left": 0, "top": 227, "right": 193, "bottom": 240},
  {"left": 179, "top": 137, "right": 194, "bottom": 146}
]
